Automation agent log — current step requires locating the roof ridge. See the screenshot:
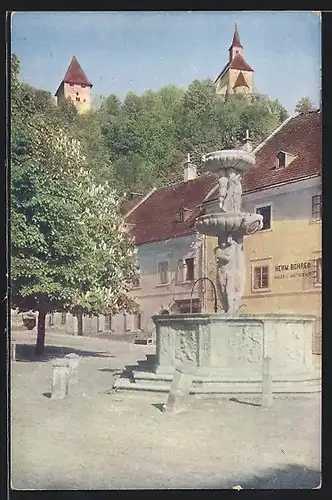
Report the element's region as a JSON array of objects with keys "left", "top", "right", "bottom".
[
  {"left": 124, "top": 187, "right": 157, "bottom": 219},
  {"left": 252, "top": 115, "right": 294, "bottom": 154}
]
